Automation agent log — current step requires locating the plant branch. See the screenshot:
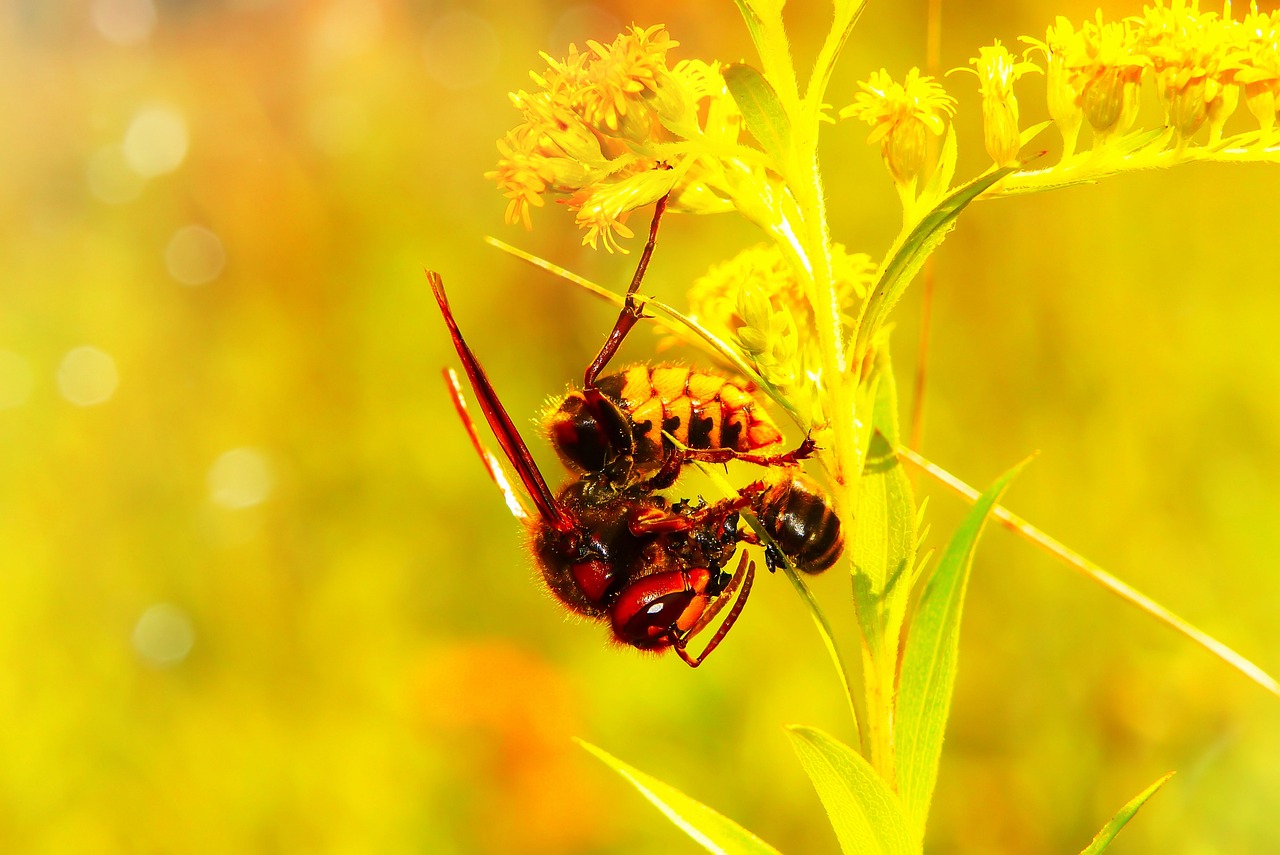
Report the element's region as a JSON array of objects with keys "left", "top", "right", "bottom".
[{"left": 898, "top": 445, "right": 1280, "bottom": 699}]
